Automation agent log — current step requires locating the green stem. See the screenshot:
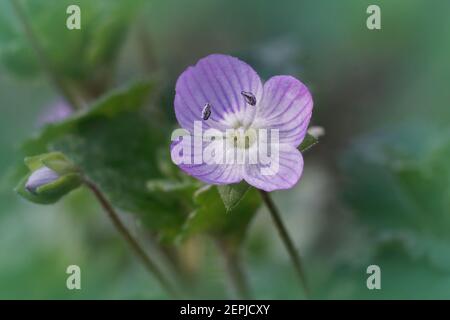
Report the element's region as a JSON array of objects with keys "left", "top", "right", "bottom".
[
  {"left": 9, "top": 0, "right": 82, "bottom": 110},
  {"left": 259, "top": 190, "right": 311, "bottom": 298},
  {"left": 216, "top": 240, "right": 252, "bottom": 299},
  {"left": 84, "top": 179, "right": 180, "bottom": 298}
]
